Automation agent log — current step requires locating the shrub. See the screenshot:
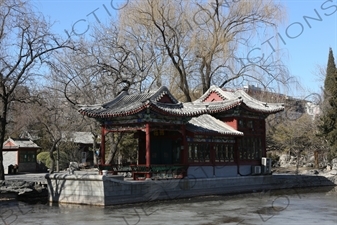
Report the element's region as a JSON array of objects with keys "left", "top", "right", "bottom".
[{"left": 37, "top": 151, "right": 69, "bottom": 170}]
